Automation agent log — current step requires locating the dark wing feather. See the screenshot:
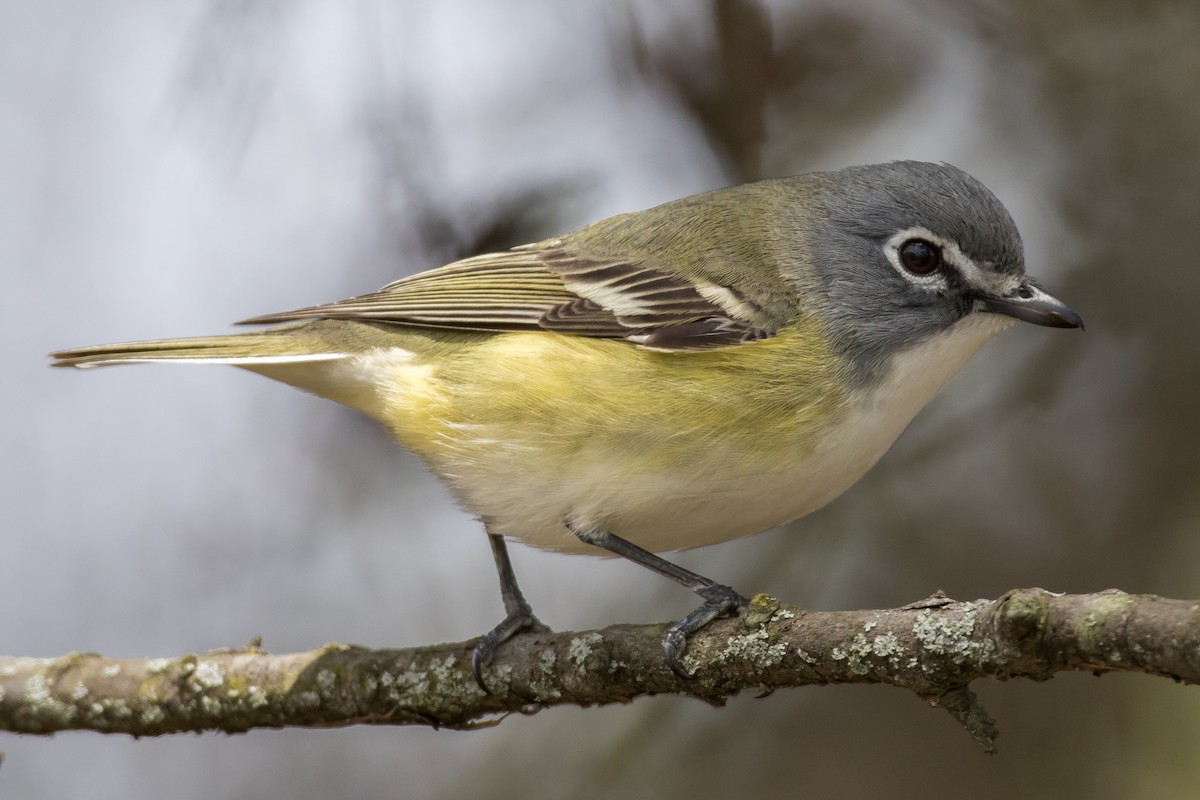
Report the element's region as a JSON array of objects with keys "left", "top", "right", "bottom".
[{"left": 238, "top": 241, "right": 787, "bottom": 350}]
